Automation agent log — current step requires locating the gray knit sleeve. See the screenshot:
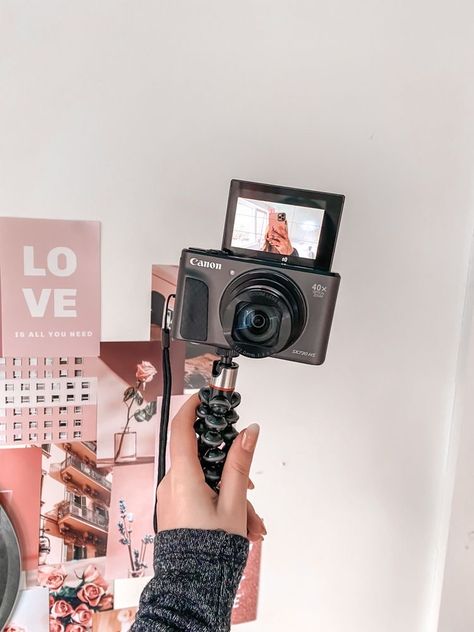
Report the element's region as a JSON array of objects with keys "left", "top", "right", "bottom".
[{"left": 130, "top": 528, "right": 250, "bottom": 632}]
